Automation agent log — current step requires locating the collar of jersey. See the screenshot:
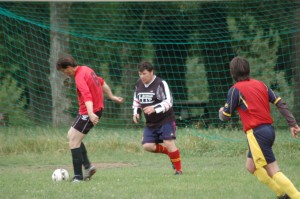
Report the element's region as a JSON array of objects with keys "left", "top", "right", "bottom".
[{"left": 144, "top": 75, "right": 156, "bottom": 88}]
